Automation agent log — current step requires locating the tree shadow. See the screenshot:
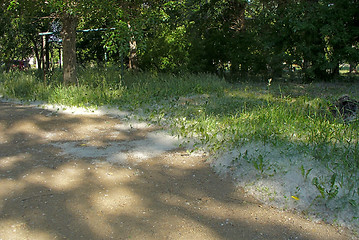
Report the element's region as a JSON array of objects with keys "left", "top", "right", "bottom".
[{"left": 0, "top": 101, "right": 352, "bottom": 239}]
